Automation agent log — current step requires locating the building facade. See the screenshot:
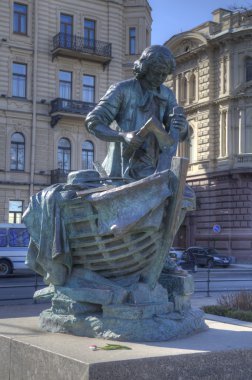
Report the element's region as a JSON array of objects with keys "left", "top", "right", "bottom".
[
  {"left": 0, "top": 0, "right": 151, "bottom": 223},
  {"left": 165, "top": 8, "right": 252, "bottom": 262}
]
